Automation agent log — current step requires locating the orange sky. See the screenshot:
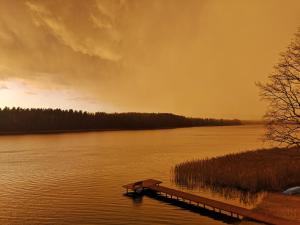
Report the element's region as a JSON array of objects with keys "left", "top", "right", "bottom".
[{"left": 0, "top": 0, "right": 299, "bottom": 119}]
